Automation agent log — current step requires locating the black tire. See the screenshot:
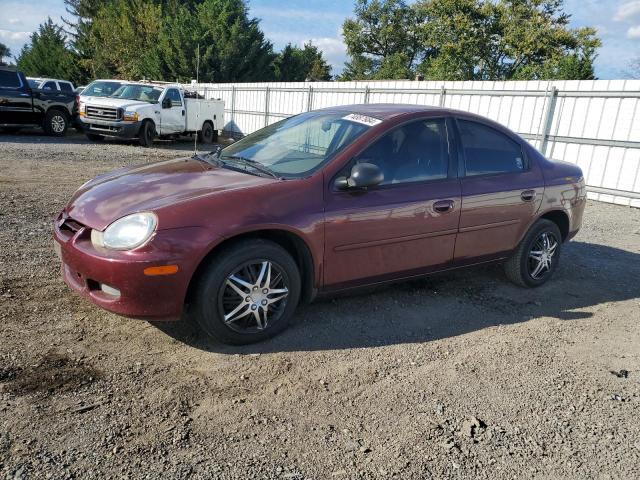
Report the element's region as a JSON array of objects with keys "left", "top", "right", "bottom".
[
  {"left": 1, "top": 127, "right": 21, "bottom": 134},
  {"left": 43, "top": 110, "right": 69, "bottom": 136},
  {"left": 504, "top": 219, "right": 562, "bottom": 288},
  {"left": 86, "top": 133, "right": 105, "bottom": 142},
  {"left": 138, "top": 120, "right": 156, "bottom": 147},
  {"left": 197, "top": 122, "right": 217, "bottom": 144},
  {"left": 193, "top": 239, "right": 301, "bottom": 345}
]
